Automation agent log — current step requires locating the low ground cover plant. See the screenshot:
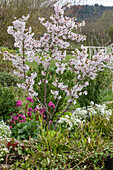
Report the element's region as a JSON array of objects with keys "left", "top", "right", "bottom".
[{"left": 0, "top": 121, "right": 11, "bottom": 162}]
